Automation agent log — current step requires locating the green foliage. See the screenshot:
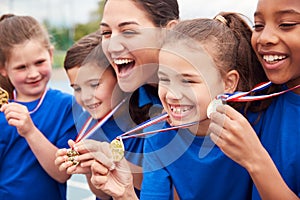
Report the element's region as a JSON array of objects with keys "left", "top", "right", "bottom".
[
  {"left": 43, "top": 0, "right": 105, "bottom": 68},
  {"left": 53, "top": 50, "right": 66, "bottom": 69}
]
